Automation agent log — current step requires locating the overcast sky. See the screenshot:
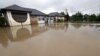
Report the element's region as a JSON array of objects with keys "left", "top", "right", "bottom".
[{"left": 0, "top": 0, "right": 100, "bottom": 15}]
